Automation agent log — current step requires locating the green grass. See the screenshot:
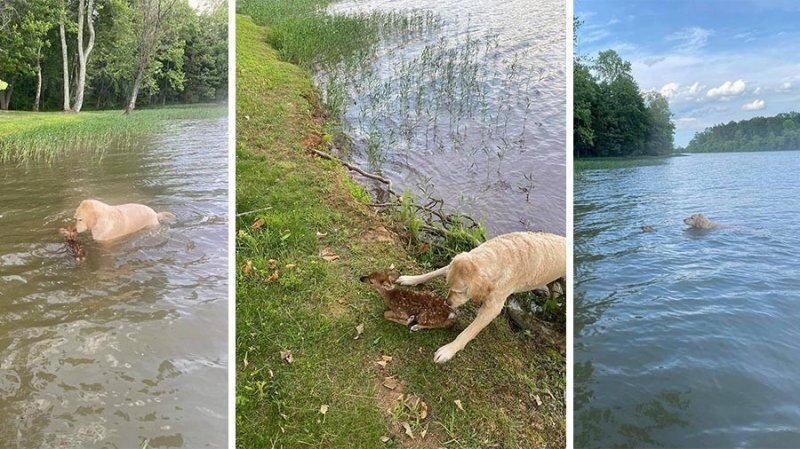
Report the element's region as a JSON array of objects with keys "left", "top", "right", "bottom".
[
  {"left": 574, "top": 155, "right": 673, "bottom": 170},
  {"left": 0, "top": 104, "right": 226, "bottom": 162},
  {"left": 237, "top": 0, "right": 435, "bottom": 69},
  {"left": 236, "top": 15, "right": 565, "bottom": 449}
]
